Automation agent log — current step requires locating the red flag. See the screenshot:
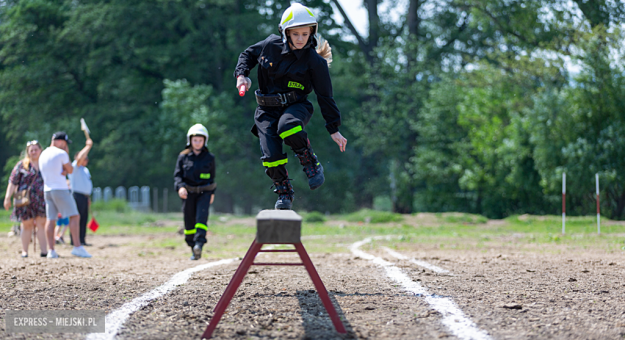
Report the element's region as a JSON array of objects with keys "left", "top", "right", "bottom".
[{"left": 88, "top": 217, "right": 100, "bottom": 232}]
